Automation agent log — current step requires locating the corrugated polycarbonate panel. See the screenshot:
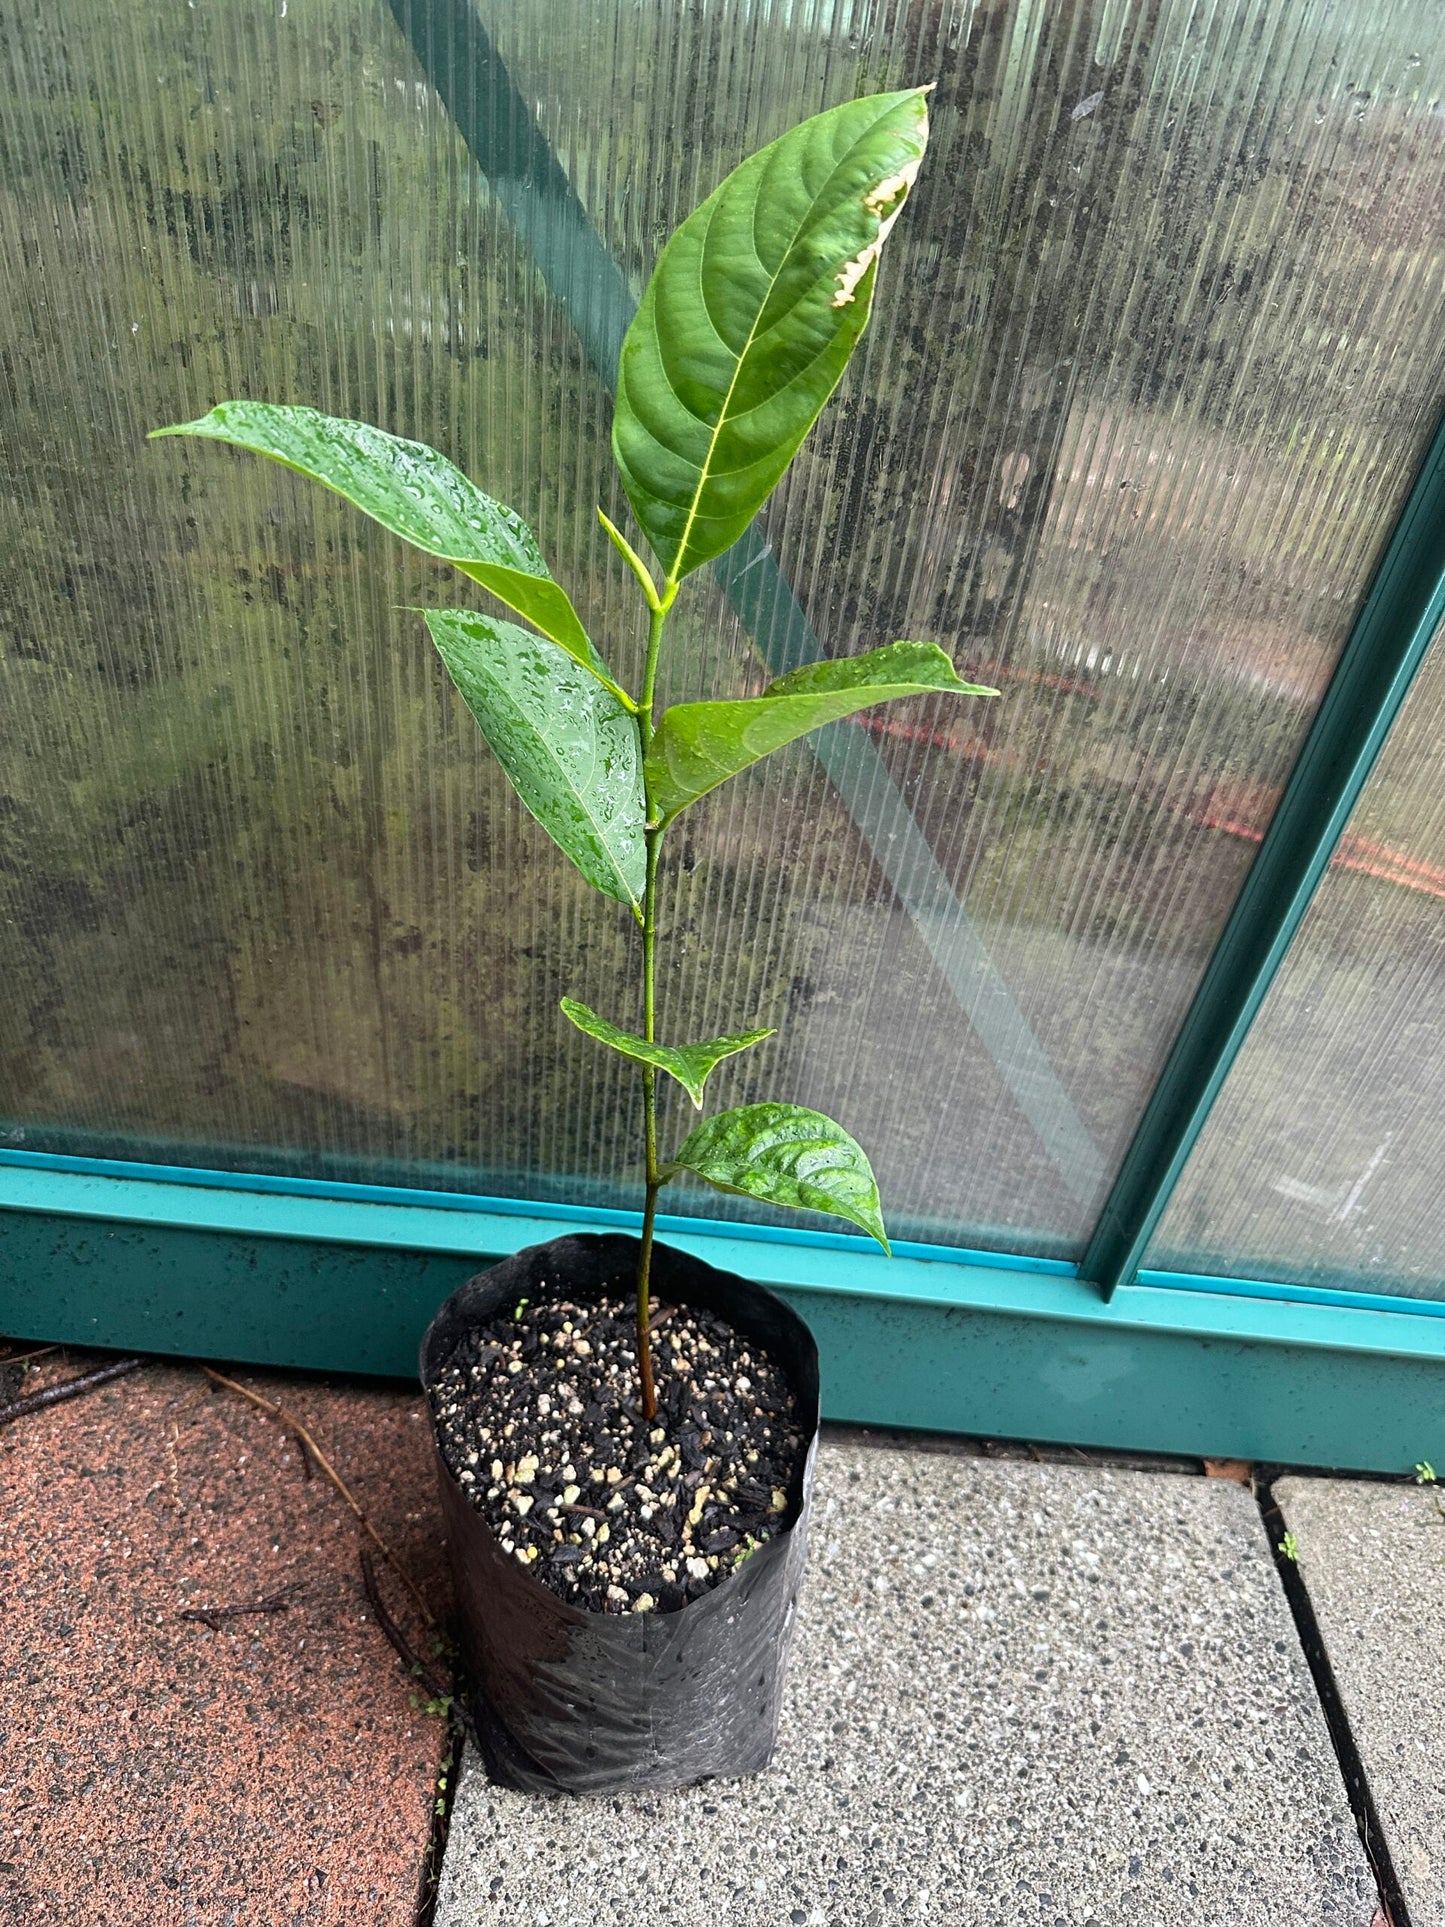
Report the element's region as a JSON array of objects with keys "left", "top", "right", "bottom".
[
  {"left": 1148, "top": 619, "right": 1445, "bottom": 1299},
  {"left": 2, "top": 0, "right": 1444, "bottom": 1254}
]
